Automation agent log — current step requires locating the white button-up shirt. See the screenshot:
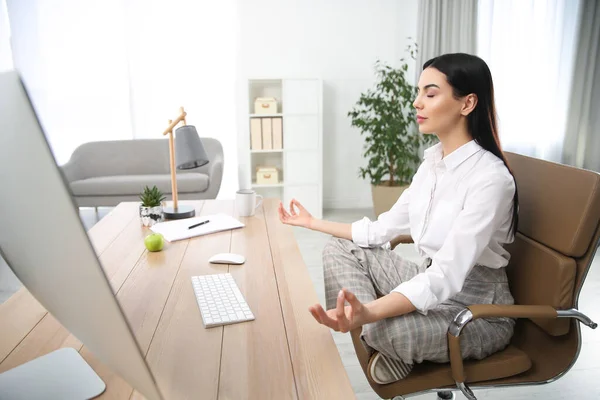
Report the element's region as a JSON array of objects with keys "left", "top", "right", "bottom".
[{"left": 351, "top": 140, "right": 516, "bottom": 314}]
